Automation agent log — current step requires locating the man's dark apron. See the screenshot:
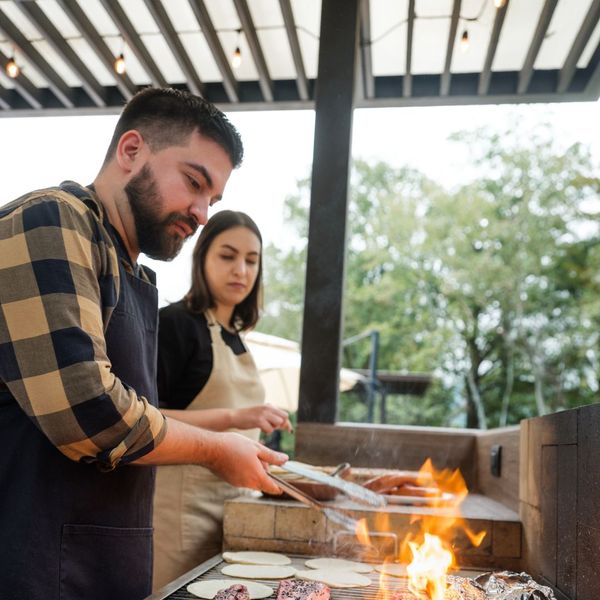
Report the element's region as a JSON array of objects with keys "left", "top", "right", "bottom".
[{"left": 0, "top": 185, "right": 159, "bottom": 600}]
